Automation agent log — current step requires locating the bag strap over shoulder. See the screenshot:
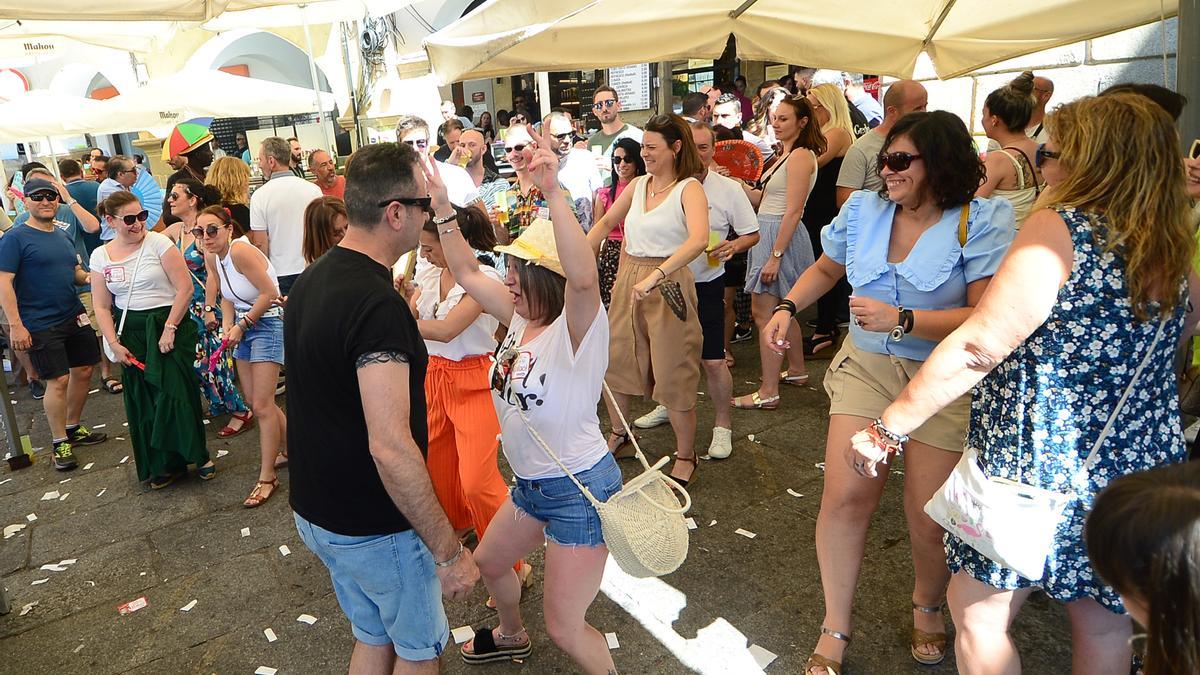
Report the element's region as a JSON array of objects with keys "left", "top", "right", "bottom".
[
  {"left": 1082, "top": 317, "right": 1168, "bottom": 471},
  {"left": 958, "top": 203, "right": 970, "bottom": 247},
  {"left": 114, "top": 239, "right": 150, "bottom": 339}
]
